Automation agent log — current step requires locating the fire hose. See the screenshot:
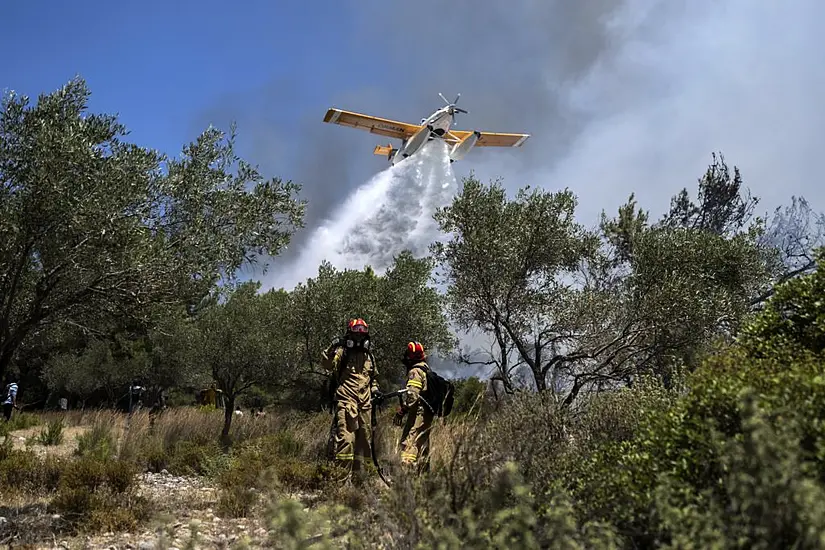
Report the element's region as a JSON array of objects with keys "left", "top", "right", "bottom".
[{"left": 370, "top": 388, "right": 408, "bottom": 487}]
